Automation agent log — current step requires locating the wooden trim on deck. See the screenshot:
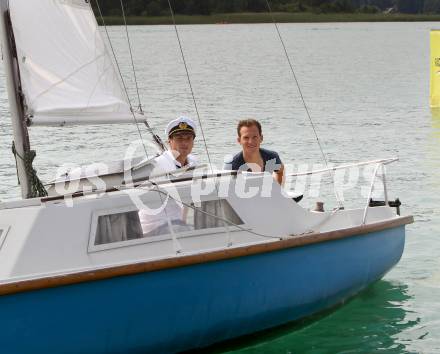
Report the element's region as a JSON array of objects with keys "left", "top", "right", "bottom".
[{"left": 0, "top": 215, "right": 413, "bottom": 296}]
